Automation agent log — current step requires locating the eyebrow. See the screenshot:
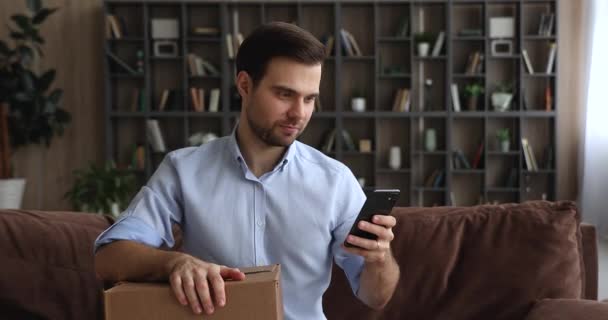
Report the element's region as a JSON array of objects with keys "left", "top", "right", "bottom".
[{"left": 272, "top": 85, "right": 319, "bottom": 99}]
